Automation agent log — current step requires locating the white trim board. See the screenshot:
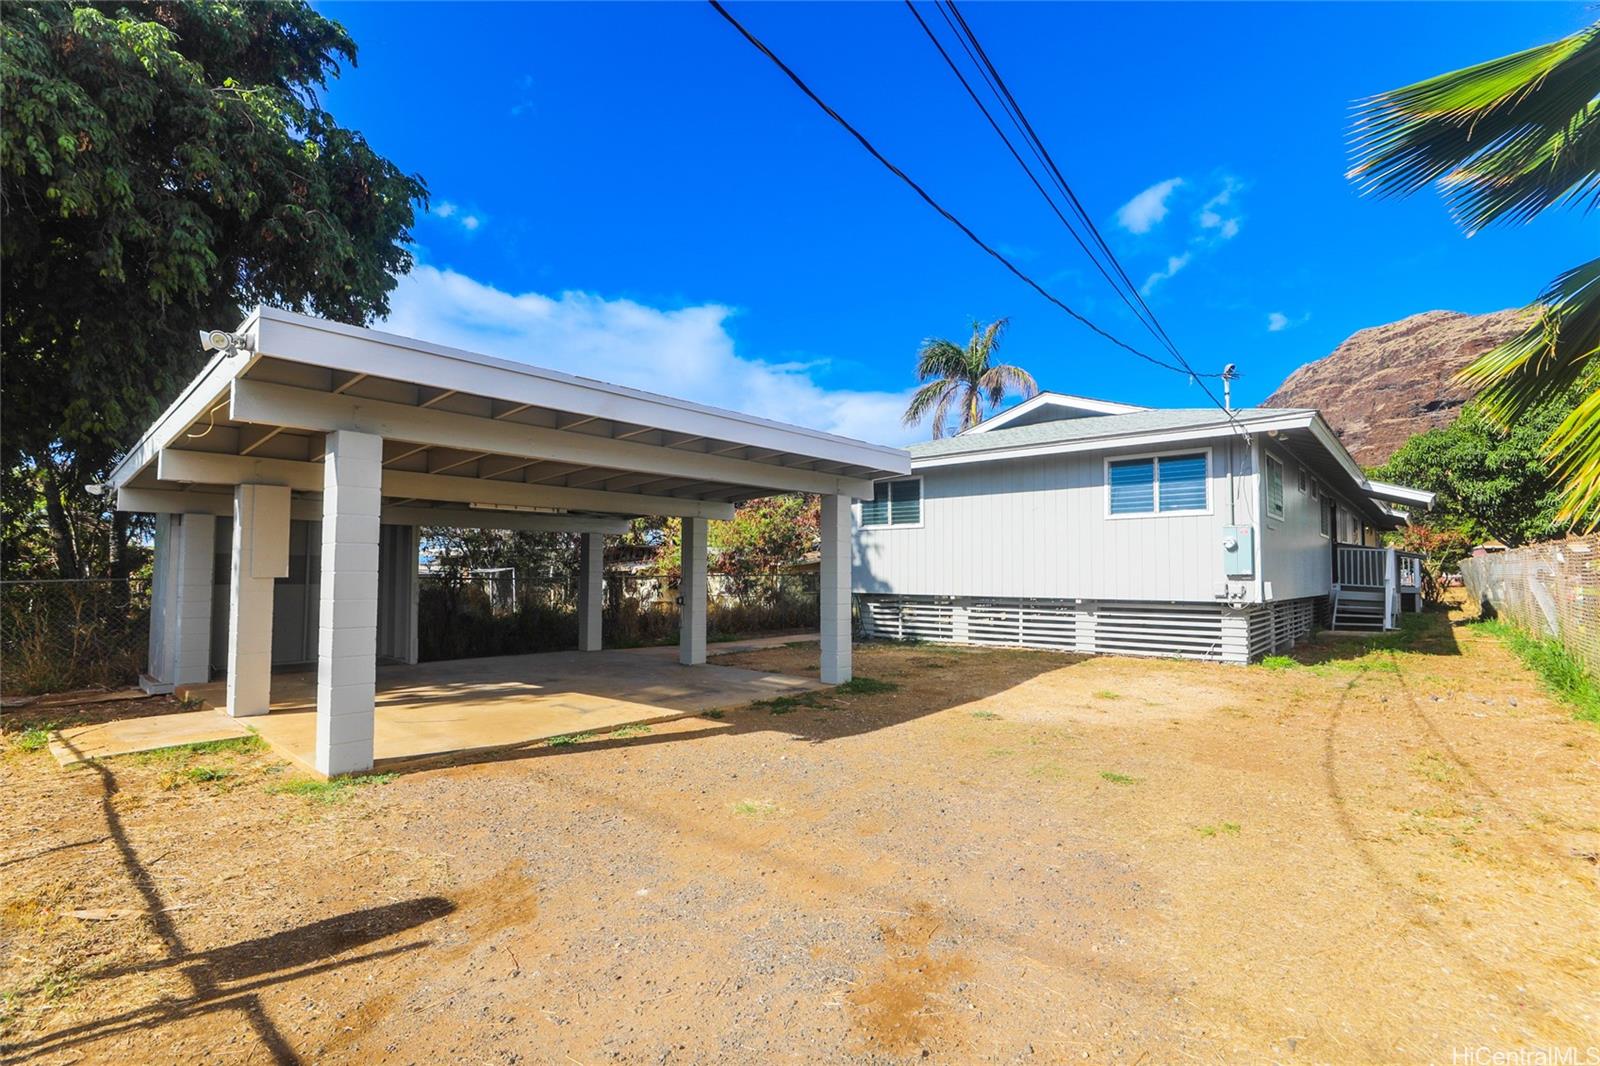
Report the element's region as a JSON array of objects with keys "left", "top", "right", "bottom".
[{"left": 965, "top": 392, "right": 1150, "bottom": 434}]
